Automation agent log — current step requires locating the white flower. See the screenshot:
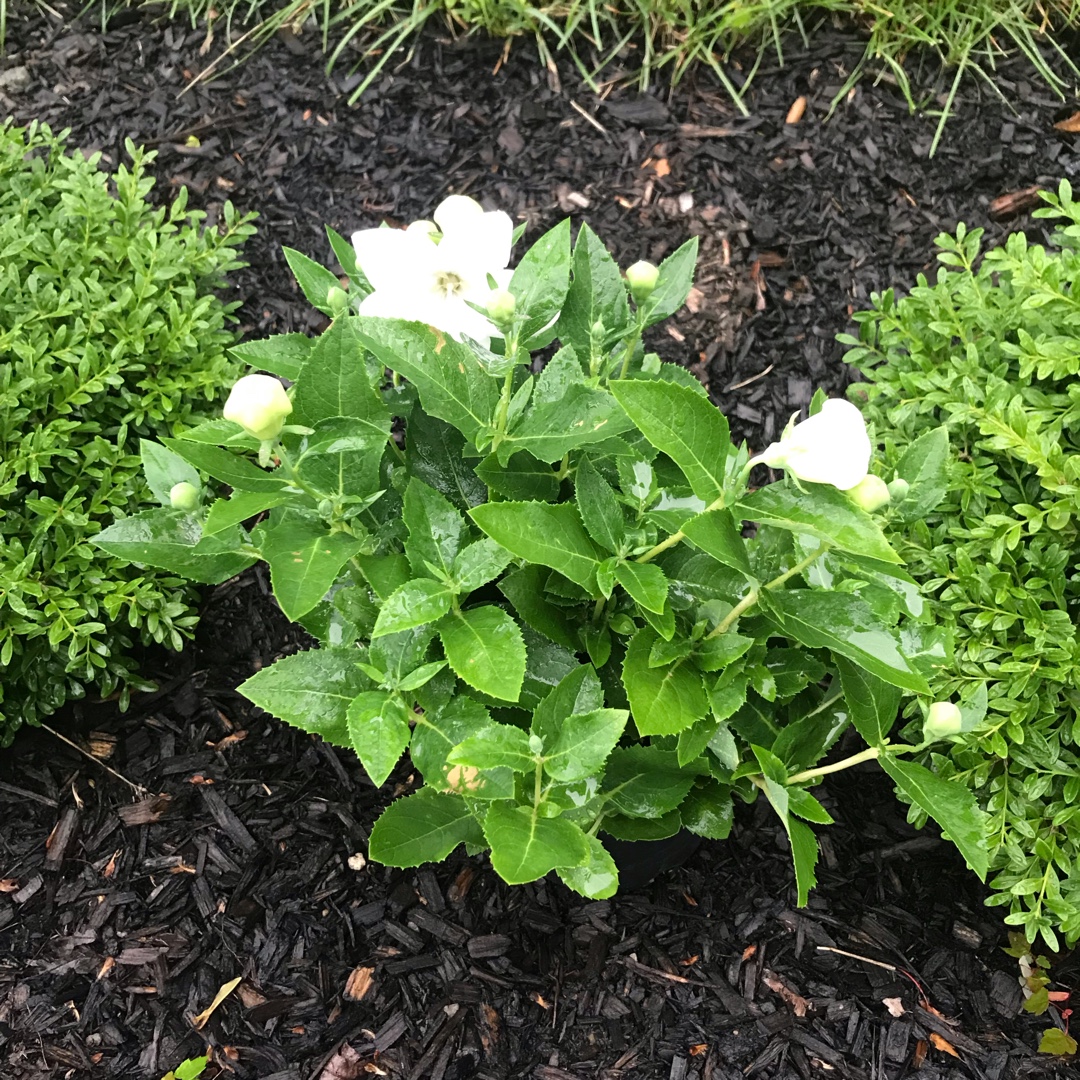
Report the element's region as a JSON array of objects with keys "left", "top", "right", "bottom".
[
  {"left": 223, "top": 374, "right": 293, "bottom": 442},
  {"left": 351, "top": 195, "right": 514, "bottom": 348},
  {"left": 846, "top": 474, "right": 890, "bottom": 513},
  {"left": 924, "top": 701, "right": 963, "bottom": 739},
  {"left": 755, "top": 399, "right": 871, "bottom": 490}
]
